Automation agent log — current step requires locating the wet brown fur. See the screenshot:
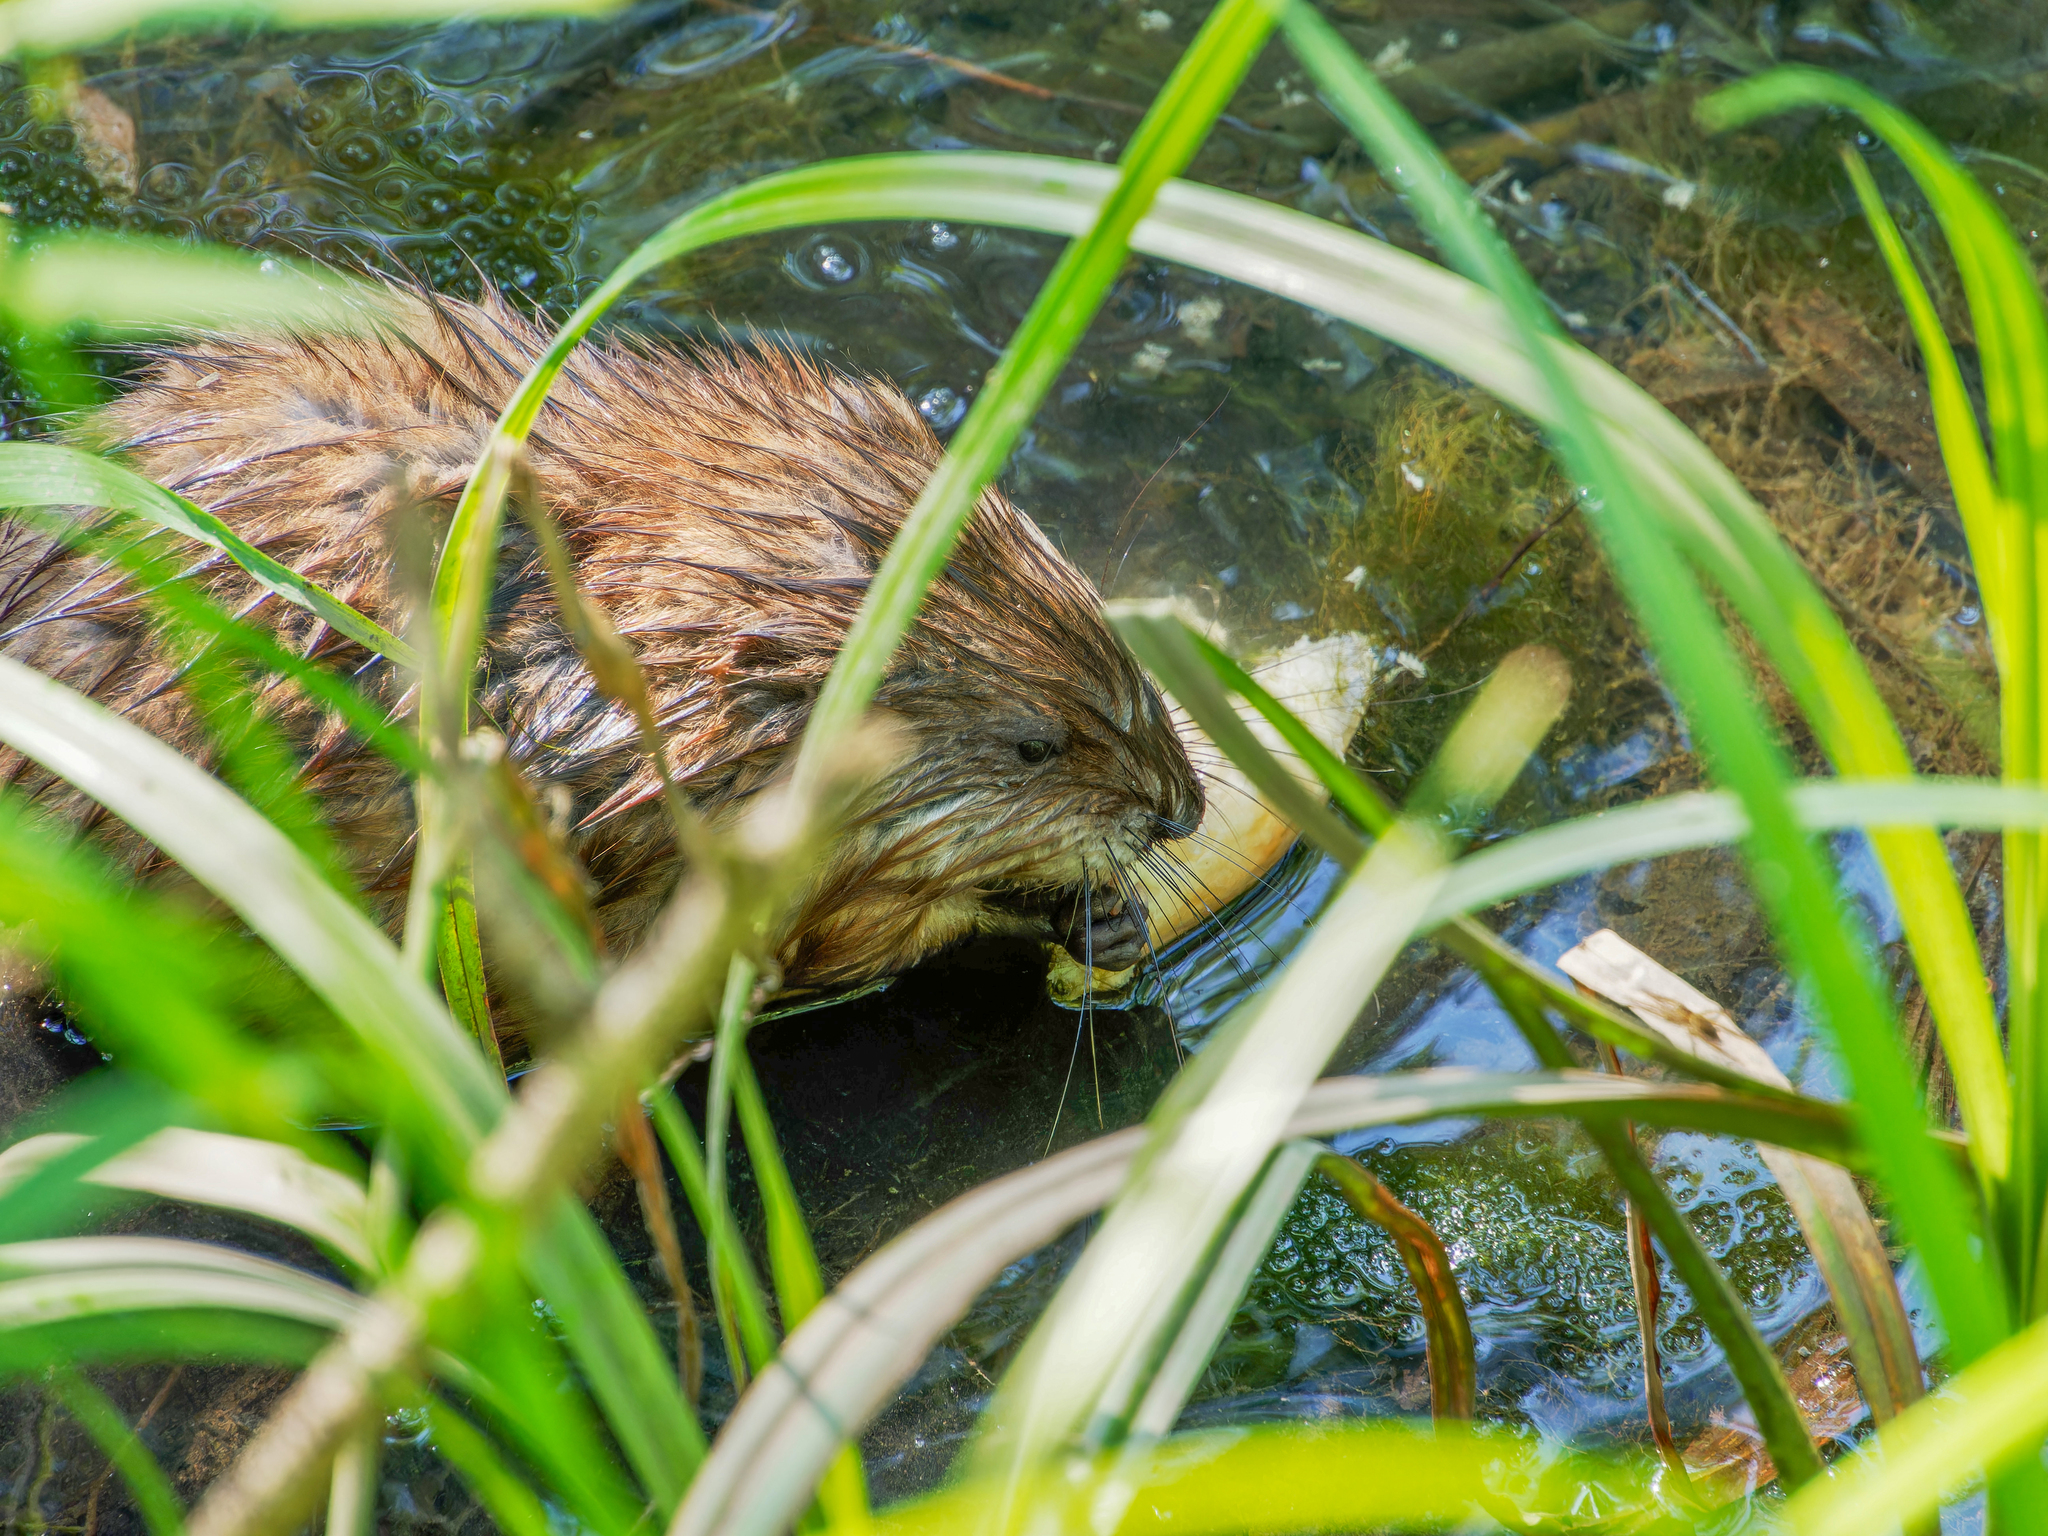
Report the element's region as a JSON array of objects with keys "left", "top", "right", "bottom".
[{"left": 0, "top": 287, "right": 1201, "bottom": 995}]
